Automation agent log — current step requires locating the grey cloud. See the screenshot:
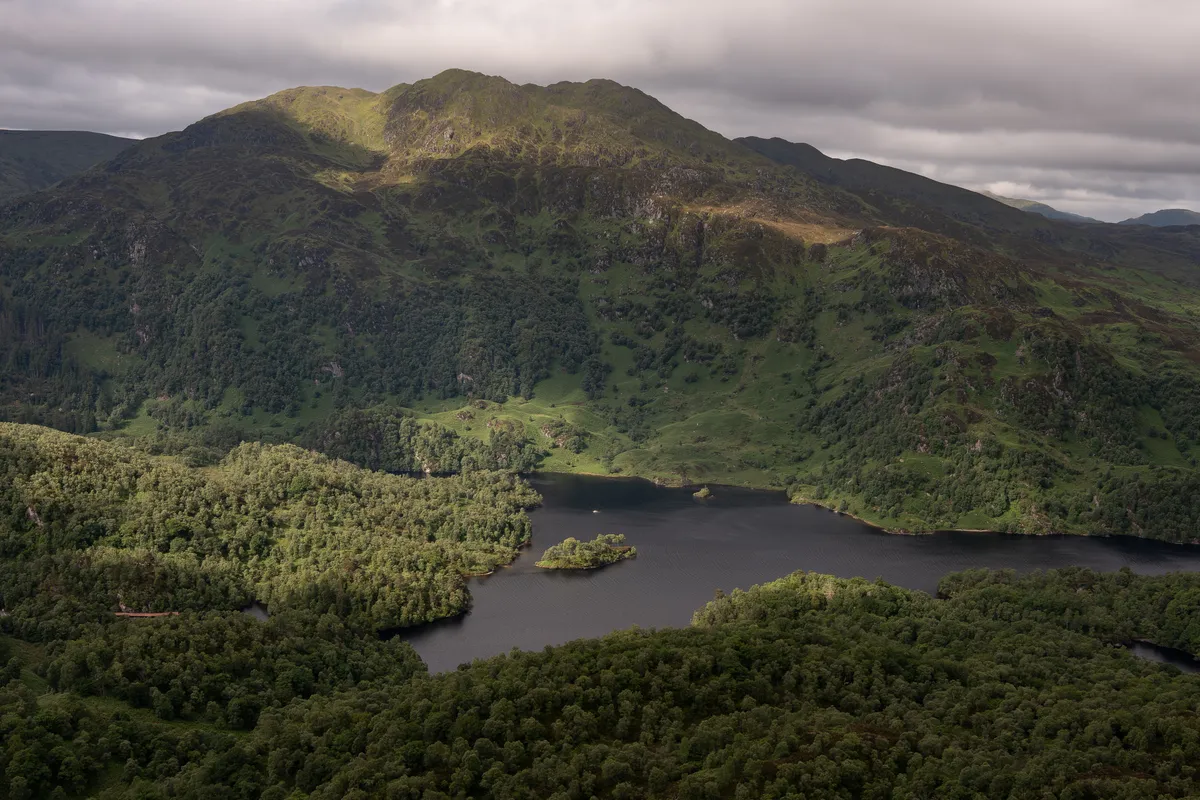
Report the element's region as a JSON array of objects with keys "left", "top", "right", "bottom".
[{"left": 2, "top": 0, "right": 1199, "bottom": 220}]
